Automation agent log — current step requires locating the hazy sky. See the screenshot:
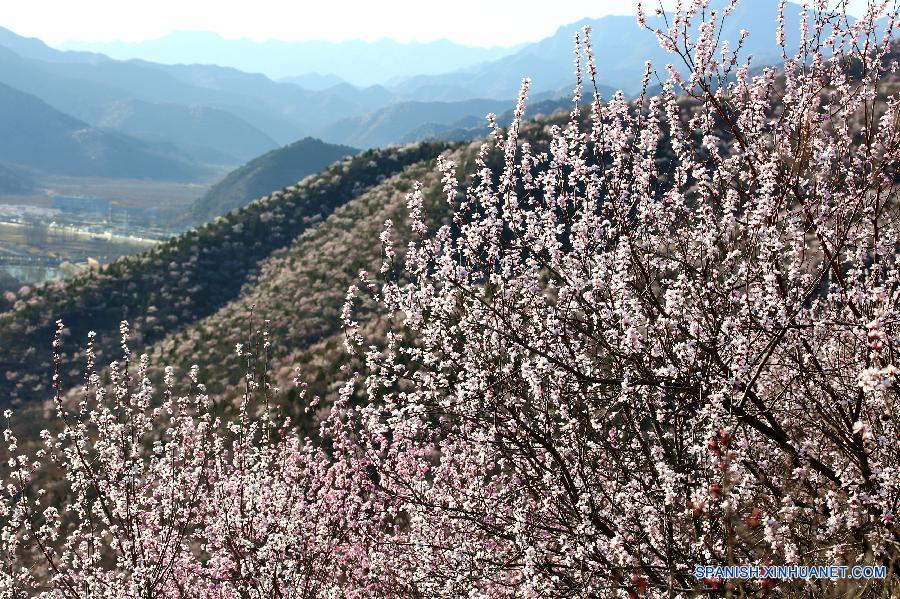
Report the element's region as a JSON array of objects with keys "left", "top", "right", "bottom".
[{"left": 1, "top": 0, "right": 878, "bottom": 48}]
